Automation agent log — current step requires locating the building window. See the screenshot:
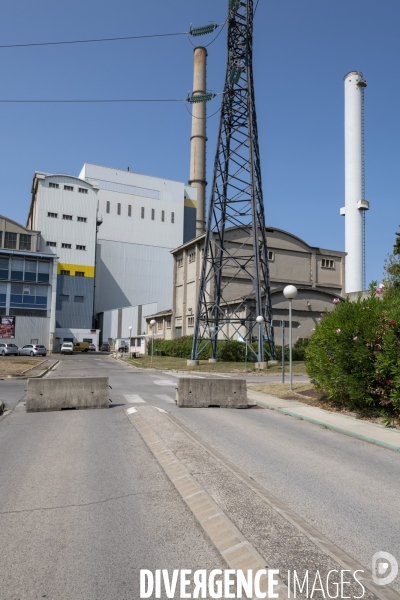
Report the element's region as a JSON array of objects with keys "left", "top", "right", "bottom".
[
  {"left": 0, "top": 232, "right": 2, "bottom": 247},
  {"left": 38, "top": 261, "right": 50, "bottom": 283},
  {"left": 74, "top": 296, "right": 84, "bottom": 303},
  {"left": 166, "top": 319, "right": 171, "bottom": 329},
  {"left": 157, "top": 321, "right": 163, "bottom": 331},
  {"left": 19, "top": 234, "right": 31, "bottom": 251},
  {"left": 76, "top": 245, "right": 86, "bottom": 251},
  {"left": 49, "top": 182, "right": 59, "bottom": 189},
  {"left": 4, "top": 232, "right": 17, "bottom": 249},
  {"left": 24, "top": 260, "right": 37, "bottom": 281},
  {"left": 321, "top": 258, "right": 335, "bottom": 269},
  {"left": 151, "top": 209, "right": 155, "bottom": 221},
  {"left": 128, "top": 205, "right": 132, "bottom": 217},
  {"left": 60, "top": 270, "right": 70, "bottom": 276},
  {"left": 75, "top": 271, "right": 85, "bottom": 277},
  {"left": 161, "top": 210, "right": 165, "bottom": 222},
  {"left": 268, "top": 251, "right": 275, "bottom": 261},
  {"left": 171, "top": 212, "right": 175, "bottom": 224},
  {"left": 141, "top": 207, "right": 145, "bottom": 219},
  {"left": 78, "top": 188, "right": 88, "bottom": 194},
  {"left": 0, "top": 257, "right": 9, "bottom": 279},
  {"left": 106, "top": 201, "right": 110, "bottom": 214},
  {"left": 64, "top": 185, "right": 74, "bottom": 191},
  {"left": 61, "top": 243, "right": 71, "bottom": 249},
  {"left": 46, "top": 241, "right": 56, "bottom": 247},
  {"left": 188, "top": 252, "right": 196, "bottom": 264},
  {"left": 188, "top": 316, "right": 194, "bottom": 327},
  {"left": 10, "top": 282, "right": 47, "bottom": 310},
  {"left": 77, "top": 216, "right": 87, "bottom": 223},
  {"left": 177, "top": 258, "right": 183, "bottom": 269},
  {"left": 47, "top": 212, "right": 58, "bottom": 218},
  {"left": 11, "top": 258, "right": 23, "bottom": 280},
  {"left": 117, "top": 203, "right": 121, "bottom": 215},
  {"left": 62, "top": 214, "right": 73, "bottom": 221},
  {"left": 59, "top": 295, "right": 69, "bottom": 302}
]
